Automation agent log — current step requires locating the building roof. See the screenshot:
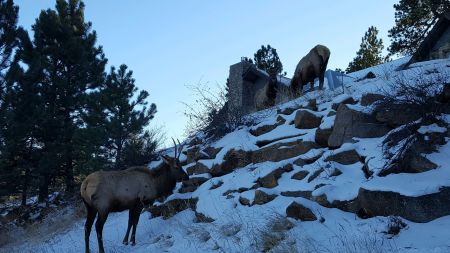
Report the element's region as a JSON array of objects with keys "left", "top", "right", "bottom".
[{"left": 406, "top": 12, "right": 450, "bottom": 66}]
